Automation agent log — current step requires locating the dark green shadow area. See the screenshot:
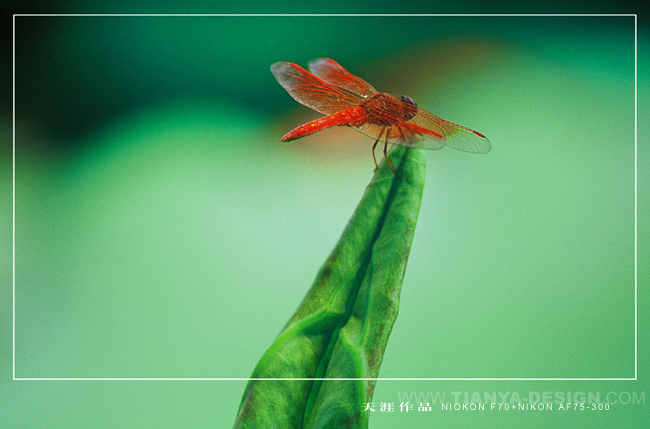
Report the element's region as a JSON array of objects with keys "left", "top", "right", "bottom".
[{"left": 233, "top": 145, "right": 427, "bottom": 428}]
